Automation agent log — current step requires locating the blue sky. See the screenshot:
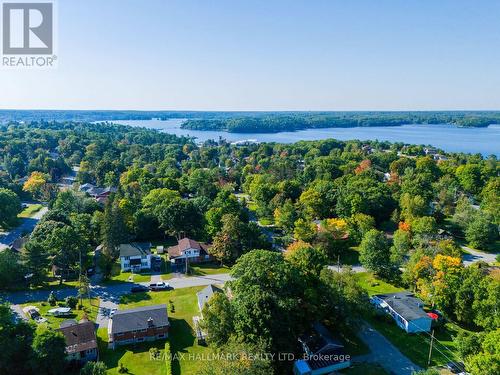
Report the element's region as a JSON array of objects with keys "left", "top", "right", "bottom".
[{"left": 1, "top": 0, "right": 500, "bottom": 110}]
